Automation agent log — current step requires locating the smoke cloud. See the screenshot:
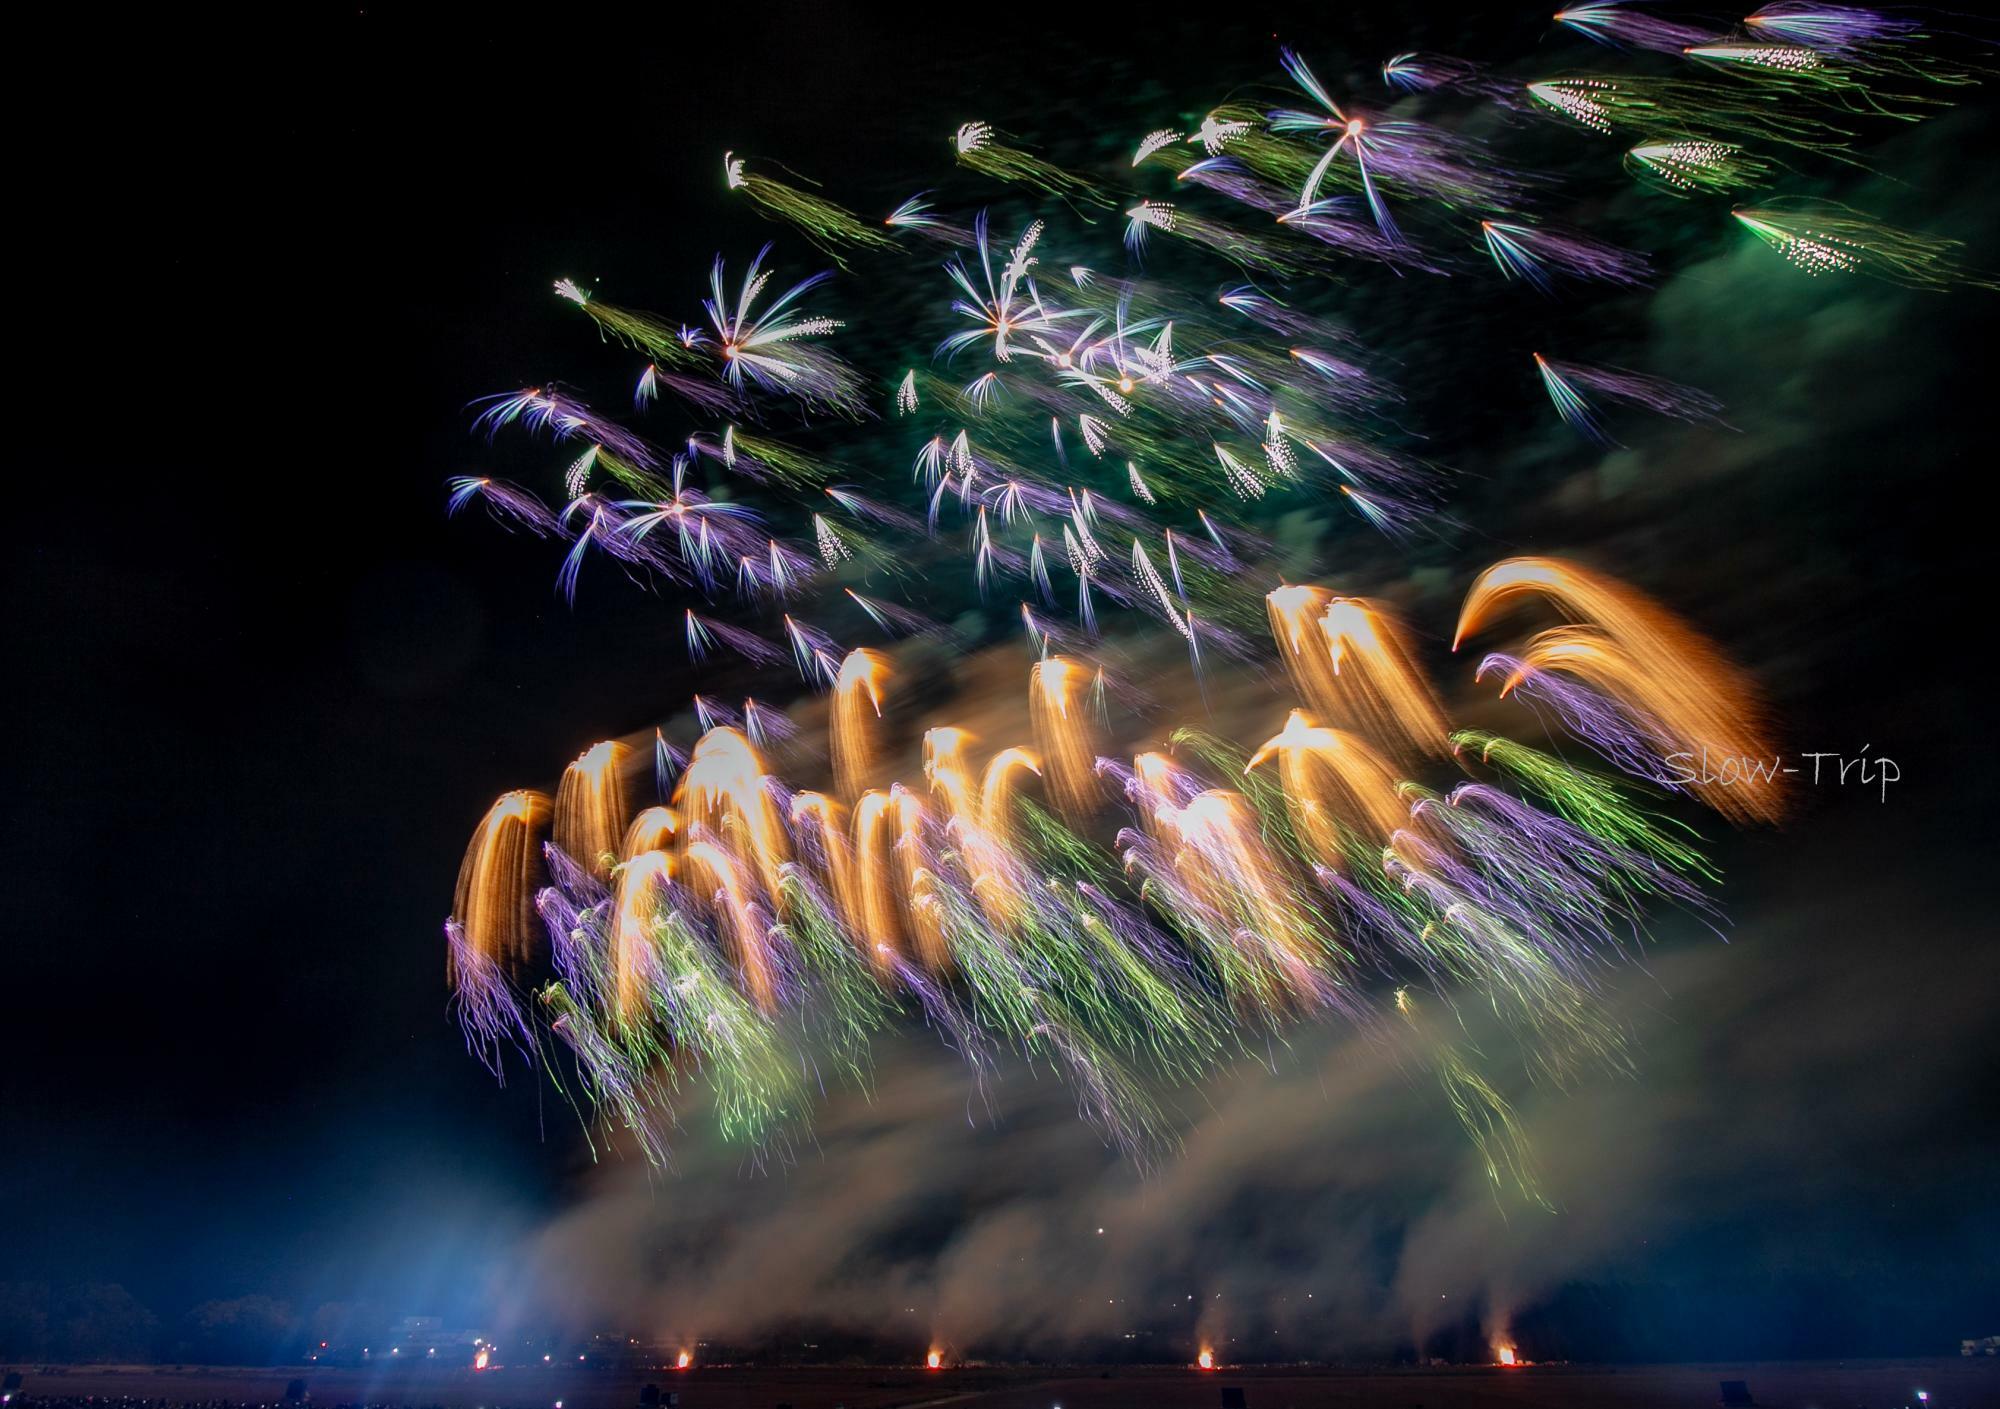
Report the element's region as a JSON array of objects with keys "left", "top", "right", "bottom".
[{"left": 499, "top": 810, "right": 1995, "bottom": 1357}]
